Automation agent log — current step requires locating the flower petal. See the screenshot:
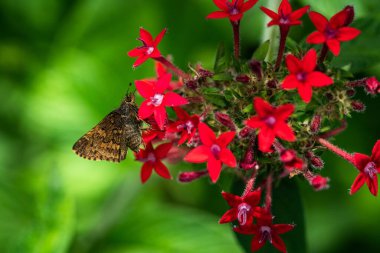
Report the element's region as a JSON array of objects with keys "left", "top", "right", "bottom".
[
  {"left": 198, "top": 122, "right": 216, "bottom": 146},
  {"left": 138, "top": 100, "right": 154, "bottom": 119},
  {"left": 279, "top": 0, "right": 292, "bottom": 15},
  {"left": 258, "top": 127, "right": 275, "bottom": 152},
  {"left": 206, "top": 11, "right": 230, "bottom": 19},
  {"left": 251, "top": 235, "right": 266, "bottom": 252},
  {"left": 173, "top": 107, "right": 189, "bottom": 120},
  {"left": 207, "top": 155, "right": 222, "bottom": 183},
  {"left": 337, "top": 27, "right": 361, "bottom": 42},
  {"left": 290, "top": 5, "right": 310, "bottom": 20},
  {"left": 163, "top": 92, "right": 188, "bottom": 106},
  {"left": 285, "top": 54, "right": 301, "bottom": 73},
  {"left": 282, "top": 74, "right": 300, "bottom": 89},
  {"left": 272, "top": 233, "right": 287, "bottom": 253},
  {"left": 133, "top": 55, "right": 150, "bottom": 68},
  {"left": 229, "top": 13, "right": 244, "bottom": 22},
  {"left": 153, "top": 106, "right": 167, "bottom": 130},
  {"left": 217, "top": 131, "right": 236, "bottom": 147},
  {"left": 242, "top": 0, "right": 258, "bottom": 12},
  {"left": 371, "top": 140, "right": 380, "bottom": 166},
  {"left": 154, "top": 142, "right": 173, "bottom": 159},
  {"left": 275, "top": 122, "right": 296, "bottom": 142},
  {"left": 213, "top": 0, "right": 228, "bottom": 11},
  {"left": 273, "top": 224, "right": 295, "bottom": 234},
  {"left": 243, "top": 190, "right": 261, "bottom": 207},
  {"left": 154, "top": 160, "right": 172, "bottom": 179},
  {"left": 154, "top": 28, "right": 167, "bottom": 46},
  {"left": 219, "top": 208, "right": 238, "bottom": 223},
  {"left": 326, "top": 39, "right": 341, "bottom": 56},
  {"left": 139, "top": 27, "right": 154, "bottom": 44},
  {"left": 366, "top": 175, "right": 378, "bottom": 196},
  {"left": 330, "top": 8, "right": 349, "bottom": 28},
  {"left": 222, "top": 191, "right": 242, "bottom": 207},
  {"left": 135, "top": 80, "right": 154, "bottom": 98},
  {"left": 275, "top": 103, "right": 294, "bottom": 121},
  {"left": 297, "top": 83, "right": 313, "bottom": 103},
  {"left": 353, "top": 153, "right": 371, "bottom": 172},
  {"left": 246, "top": 116, "right": 265, "bottom": 129},
  {"left": 306, "top": 31, "right": 326, "bottom": 44},
  {"left": 155, "top": 73, "right": 171, "bottom": 94},
  {"left": 302, "top": 49, "right": 317, "bottom": 72},
  {"left": 350, "top": 173, "right": 366, "bottom": 195},
  {"left": 184, "top": 146, "right": 210, "bottom": 163},
  {"left": 141, "top": 162, "right": 153, "bottom": 183},
  {"left": 307, "top": 72, "right": 333, "bottom": 87},
  {"left": 254, "top": 97, "right": 274, "bottom": 117},
  {"left": 128, "top": 48, "right": 145, "bottom": 57},
  {"left": 260, "top": 6, "right": 279, "bottom": 19},
  {"left": 220, "top": 148, "right": 237, "bottom": 168},
  {"left": 309, "top": 11, "right": 328, "bottom": 32}
]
